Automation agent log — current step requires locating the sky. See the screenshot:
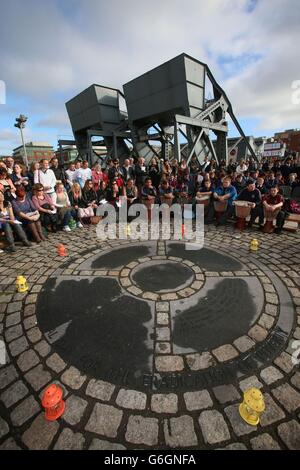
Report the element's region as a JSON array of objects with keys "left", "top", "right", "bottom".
[{"left": 0, "top": 0, "right": 299, "bottom": 155}]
